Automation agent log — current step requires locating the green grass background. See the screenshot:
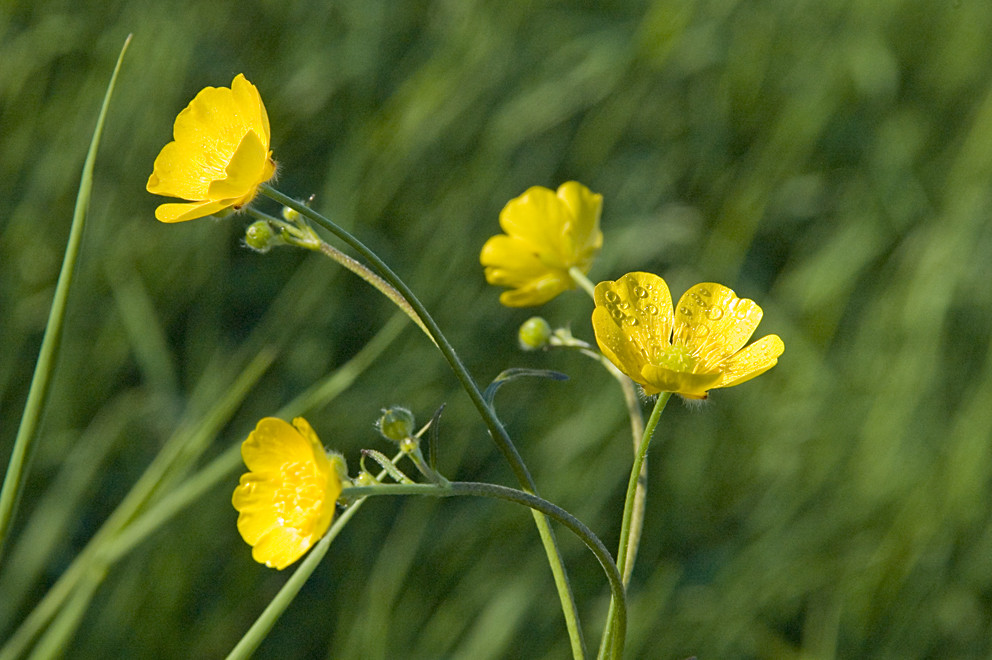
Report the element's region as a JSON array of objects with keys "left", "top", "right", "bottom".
[{"left": 3, "top": 0, "right": 992, "bottom": 657}]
